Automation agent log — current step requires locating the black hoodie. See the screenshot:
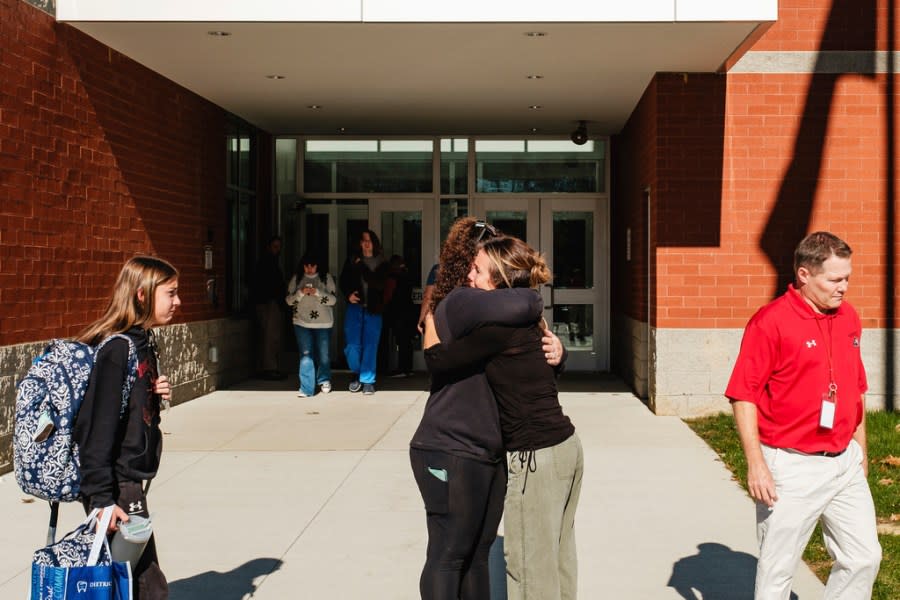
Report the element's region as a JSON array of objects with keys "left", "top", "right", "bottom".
[{"left": 74, "top": 326, "right": 163, "bottom": 508}]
